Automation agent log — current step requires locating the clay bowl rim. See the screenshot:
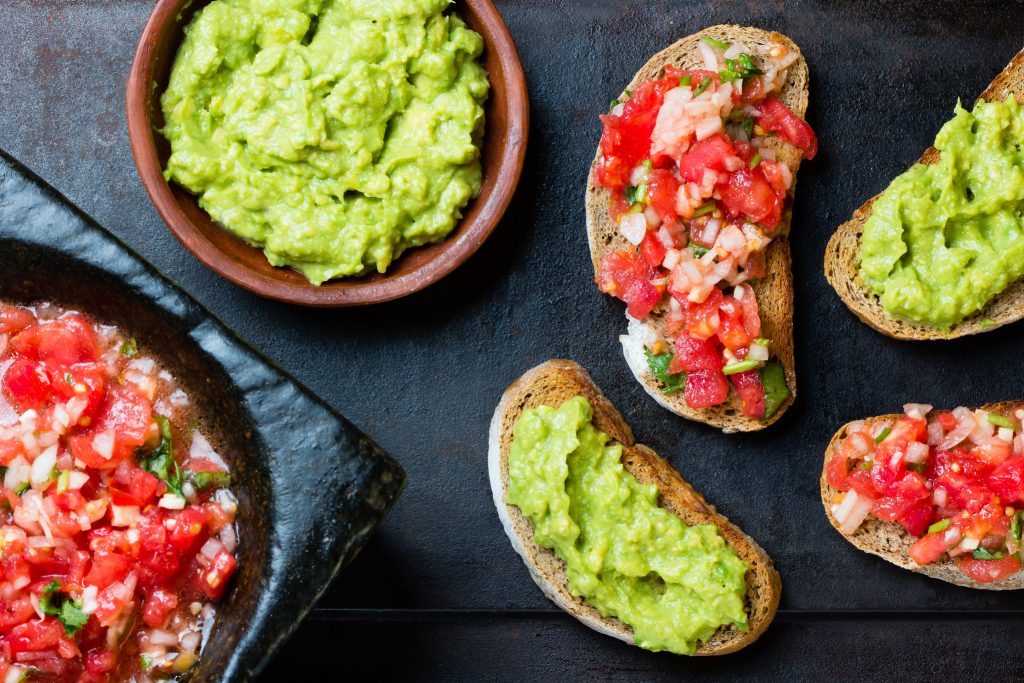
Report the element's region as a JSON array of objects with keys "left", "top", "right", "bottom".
[{"left": 126, "top": 0, "right": 528, "bottom": 307}]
